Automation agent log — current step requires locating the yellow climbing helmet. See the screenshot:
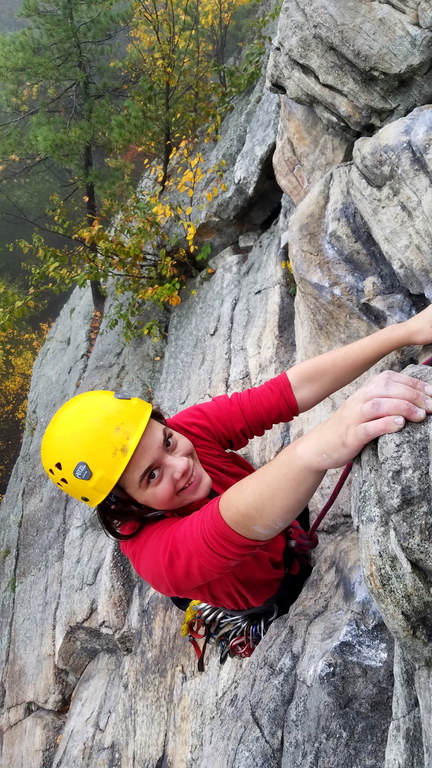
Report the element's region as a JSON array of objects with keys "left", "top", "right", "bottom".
[{"left": 41, "top": 390, "right": 152, "bottom": 507}]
